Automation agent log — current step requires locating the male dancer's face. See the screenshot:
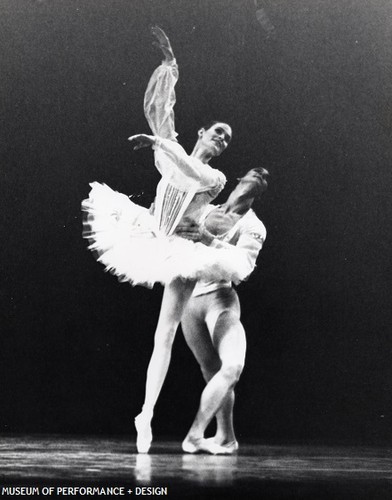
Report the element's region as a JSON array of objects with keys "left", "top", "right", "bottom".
[{"left": 236, "top": 168, "right": 268, "bottom": 198}]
